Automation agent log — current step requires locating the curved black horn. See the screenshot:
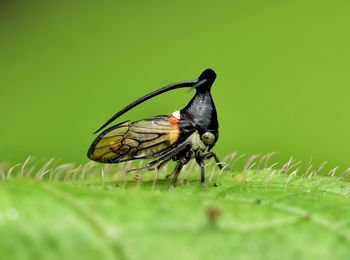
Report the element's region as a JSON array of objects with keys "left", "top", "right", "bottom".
[{"left": 93, "top": 73, "right": 210, "bottom": 134}]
